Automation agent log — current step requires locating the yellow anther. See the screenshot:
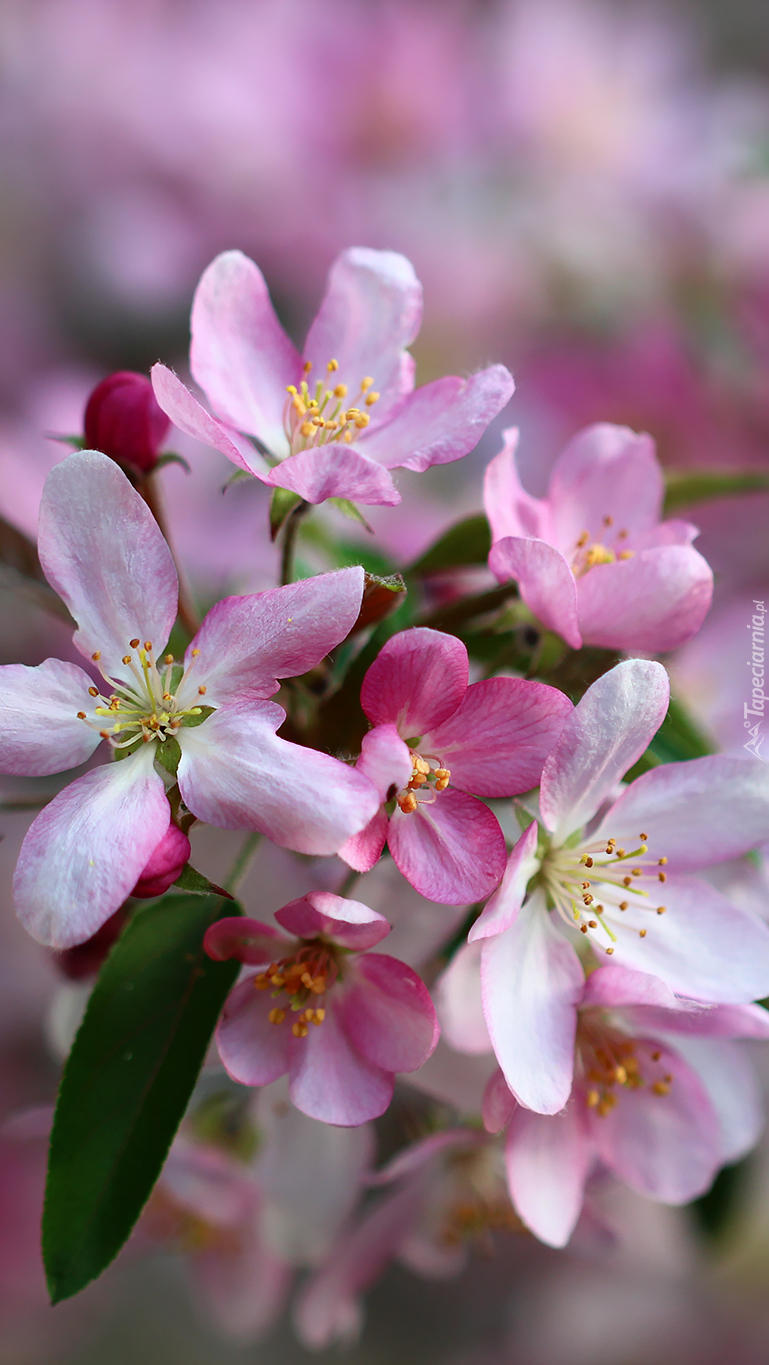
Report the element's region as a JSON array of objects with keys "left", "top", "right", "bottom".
[
  {"left": 313, "top": 1008, "right": 325, "bottom": 1023},
  {"left": 88, "top": 686, "right": 99, "bottom": 697},
  {"left": 130, "top": 638, "right": 140, "bottom": 648},
  {"left": 303, "top": 361, "right": 313, "bottom": 374},
  {"left": 618, "top": 551, "right": 635, "bottom": 560},
  {"left": 365, "top": 391, "right": 380, "bottom": 406},
  {"left": 361, "top": 376, "right": 374, "bottom": 390},
  {"left": 580, "top": 924, "right": 589, "bottom": 933},
  {"left": 300, "top": 422, "right": 313, "bottom": 437},
  {"left": 292, "top": 1021, "right": 309, "bottom": 1038},
  {"left": 615, "top": 1065, "right": 627, "bottom": 1084},
  {"left": 327, "top": 358, "right": 339, "bottom": 372},
  {"left": 605, "top": 947, "right": 614, "bottom": 955},
  {"left": 198, "top": 685, "right": 207, "bottom": 695},
  {"left": 268, "top": 1008, "right": 286, "bottom": 1026},
  {"left": 658, "top": 871, "right": 667, "bottom": 883},
  {"left": 587, "top": 1089, "right": 600, "bottom": 1107},
  {"left": 603, "top": 515, "right": 614, "bottom": 527},
  {"left": 162, "top": 692, "right": 172, "bottom": 702},
  {"left": 398, "top": 792, "right": 418, "bottom": 814},
  {"left": 191, "top": 648, "right": 201, "bottom": 657},
  {"left": 583, "top": 893, "right": 593, "bottom": 905},
  {"left": 164, "top": 654, "right": 174, "bottom": 665},
  {"left": 619, "top": 901, "right": 628, "bottom": 910},
  {"left": 651, "top": 1050, "right": 661, "bottom": 1061},
  {"left": 91, "top": 651, "right": 101, "bottom": 661},
  {"left": 652, "top": 1081, "right": 671, "bottom": 1096},
  {"left": 144, "top": 641, "right": 152, "bottom": 651},
  {"left": 588, "top": 919, "right": 597, "bottom": 928},
  {"left": 77, "top": 711, "right": 87, "bottom": 720},
  {"left": 354, "top": 414, "right": 370, "bottom": 428},
  {"left": 99, "top": 729, "right": 110, "bottom": 739},
  {"left": 435, "top": 776, "right": 450, "bottom": 792},
  {"left": 333, "top": 383, "right": 347, "bottom": 397},
  {"left": 656, "top": 906, "right": 666, "bottom": 915},
  {"left": 639, "top": 929, "right": 647, "bottom": 937},
  {"left": 286, "top": 385, "right": 298, "bottom": 396},
  {"left": 122, "top": 655, "right": 132, "bottom": 665},
  {"left": 658, "top": 857, "right": 667, "bottom": 865}
]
